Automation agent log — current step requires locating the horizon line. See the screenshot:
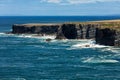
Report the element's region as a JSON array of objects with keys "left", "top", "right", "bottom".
[{"left": 0, "top": 15, "right": 120, "bottom": 17}]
